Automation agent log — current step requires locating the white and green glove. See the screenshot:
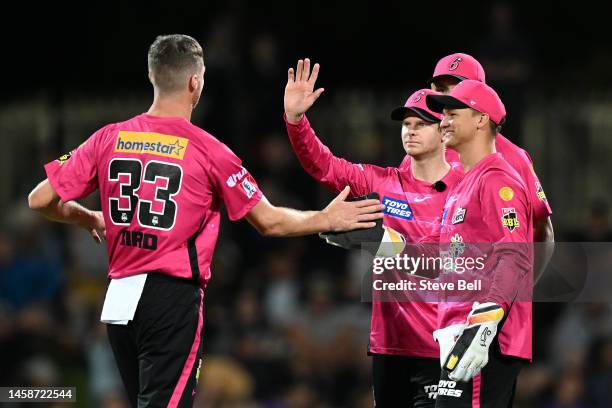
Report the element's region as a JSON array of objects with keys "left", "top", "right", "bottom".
[{"left": 440, "top": 302, "right": 505, "bottom": 382}]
